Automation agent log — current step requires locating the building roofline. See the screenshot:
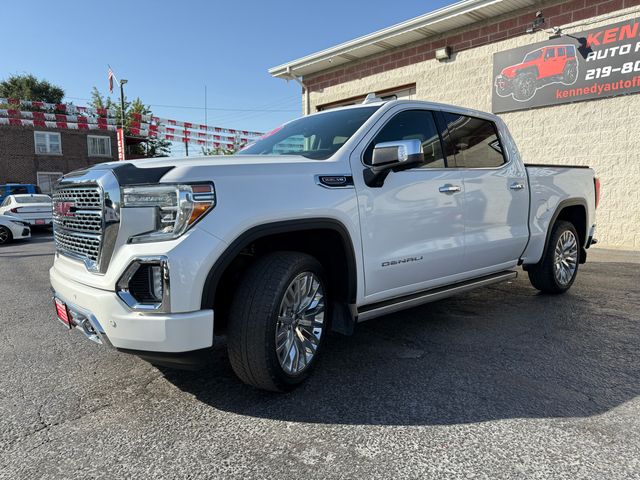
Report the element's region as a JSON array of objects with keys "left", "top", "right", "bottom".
[{"left": 269, "top": 0, "right": 533, "bottom": 80}]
